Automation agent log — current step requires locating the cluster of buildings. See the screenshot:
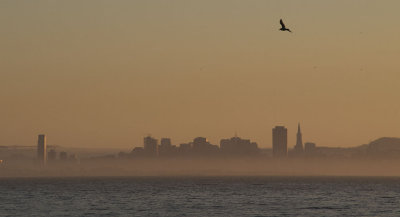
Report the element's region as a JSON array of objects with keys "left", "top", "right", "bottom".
[
  {"left": 29, "top": 123, "right": 400, "bottom": 163},
  {"left": 35, "top": 123, "right": 320, "bottom": 163},
  {"left": 37, "top": 134, "right": 77, "bottom": 165},
  {"left": 123, "top": 123, "right": 316, "bottom": 158},
  {"left": 272, "top": 124, "right": 317, "bottom": 157},
  {"left": 126, "top": 135, "right": 259, "bottom": 158}
]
